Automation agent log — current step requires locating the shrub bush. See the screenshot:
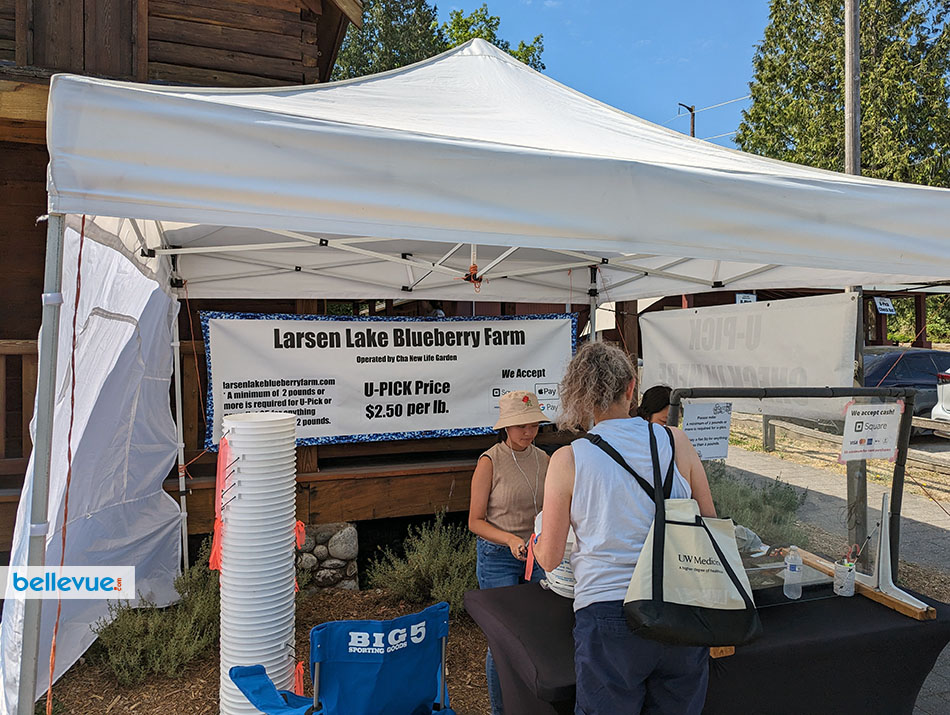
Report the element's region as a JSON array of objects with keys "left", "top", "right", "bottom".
[
  {"left": 705, "top": 460, "right": 810, "bottom": 548},
  {"left": 367, "top": 510, "right": 477, "bottom": 616},
  {"left": 92, "top": 538, "right": 219, "bottom": 686}
]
